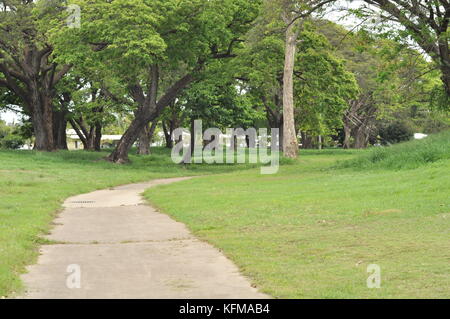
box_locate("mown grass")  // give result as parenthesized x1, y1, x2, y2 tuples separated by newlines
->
(0, 147, 258, 297)
(145, 135, 450, 298)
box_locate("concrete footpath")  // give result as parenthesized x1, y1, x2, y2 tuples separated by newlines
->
(19, 177, 269, 299)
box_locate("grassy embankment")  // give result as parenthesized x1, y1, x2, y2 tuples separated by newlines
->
(145, 132, 450, 298)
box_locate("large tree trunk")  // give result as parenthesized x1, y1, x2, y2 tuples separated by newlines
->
(94, 122, 102, 151)
(137, 119, 157, 155)
(31, 87, 55, 151)
(268, 116, 283, 151)
(107, 70, 194, 163)
(0, 40, 71, 152)
(138, 120, 158, 154)
(108, 66, 160, 163)
(52, 109, 68, 150)
(137, 123, 151, 155)
(264, 97, 283, 152)
(440, 63, 450, 99)
(86, 126, 96, 150)
(162, 121, 173, 149)
(282, 22, 299, 158)
(279, 124, 284, 151)
(437, 37, 450, 99)
(343, 121, 352, 149)
(148, 120, 158, 145)
(108, 115, 148, 163)
(354, 126, 370, 149)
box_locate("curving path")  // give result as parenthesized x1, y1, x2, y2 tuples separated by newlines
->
(19, 177, 269, 299)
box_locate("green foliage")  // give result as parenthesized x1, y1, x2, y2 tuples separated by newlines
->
(0, 89, 22, 115)
(178, 61, 264, 129)
(337, 130, 450, 170)
(419, 110, 450, 134)
(235, 17, 358, 134)
(321, 20, 437, 117)
(47, 0, 167, 73)
(0, 134, 25, 149)
(45, 0, 262, 154)
(49, 0, 261, 79)
(315, 19, 449, 147)
(351, 1, 450, 107)
(294, 25, 358, 134)
(0, 120, 25, 150)
(0, 120, 11, 139)
(67, 81, 120, 128)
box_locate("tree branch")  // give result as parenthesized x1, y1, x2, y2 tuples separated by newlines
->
(51, 64, 72, 87)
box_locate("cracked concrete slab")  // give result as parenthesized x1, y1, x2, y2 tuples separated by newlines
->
(18, 177, 269, 299)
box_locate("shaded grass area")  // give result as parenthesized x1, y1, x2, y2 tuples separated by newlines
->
(0, 147, 259, 297)
(145, 149, 450, 298)
(336, 130, 450, 170)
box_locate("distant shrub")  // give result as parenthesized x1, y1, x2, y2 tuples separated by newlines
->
(0, 120, 26, 149)
(0, 134, 25, 150)
(379, 121, 414, 145)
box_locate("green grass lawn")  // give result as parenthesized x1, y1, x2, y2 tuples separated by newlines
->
(1, 133, 449, 298)
(0, 148, 257, 297)
(145, 136, 450, 298)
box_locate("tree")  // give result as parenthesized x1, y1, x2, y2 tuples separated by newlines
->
(293, 26, 358, 147)
(161, 101, 187, 149)
(235, 22, 287, 149)
(65, 83, 114, 151)
(0, 0, 71, 150)
(50, 0, 261, 163)
(235, 18, 357, 150)
(157, 60, 261, 152)
(318, 19, 440, 148)
(136, 119, 158, 155)
(358, 0, 450, 104)
(263, 0, 334, 157)
(183, 61, 261, 128)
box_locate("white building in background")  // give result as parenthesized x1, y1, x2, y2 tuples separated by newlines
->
(414, 133, 428, 140)
(66, 129, 166, 150)
(19, 144, 33, 150)
(66, 129, 123, 150)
